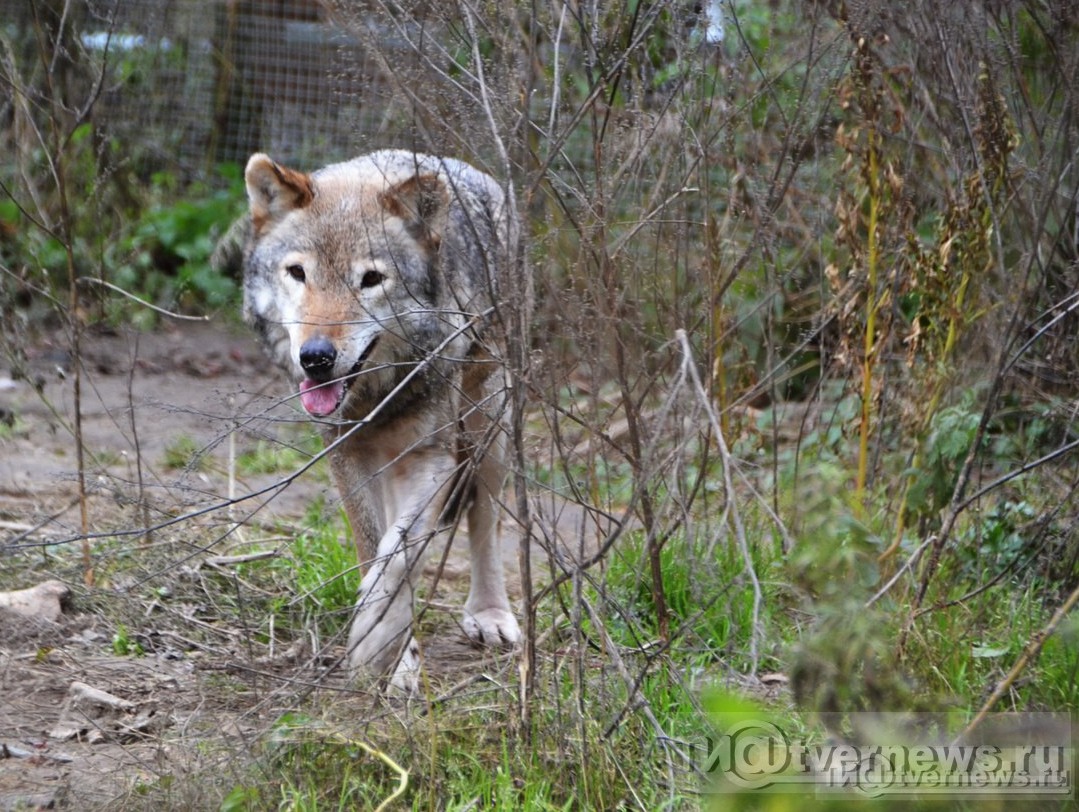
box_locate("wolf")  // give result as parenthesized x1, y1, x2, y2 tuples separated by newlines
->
(235, 150, 526, 691)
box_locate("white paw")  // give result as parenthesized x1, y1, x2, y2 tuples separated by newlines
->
(462, 608, 521, 648)
(387, 637, 421, 695)
(347, 603, 413, 681)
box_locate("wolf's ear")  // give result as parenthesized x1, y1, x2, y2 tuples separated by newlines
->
(245, 154, 314, 232)
(378, 173, 450, 249)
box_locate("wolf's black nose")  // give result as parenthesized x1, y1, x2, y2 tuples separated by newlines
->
(299, 336, 337, 381)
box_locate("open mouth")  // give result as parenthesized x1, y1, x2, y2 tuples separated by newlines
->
(298, 336, 380, 417)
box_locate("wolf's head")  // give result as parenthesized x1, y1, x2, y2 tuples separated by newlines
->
(242, 153, 460, 420)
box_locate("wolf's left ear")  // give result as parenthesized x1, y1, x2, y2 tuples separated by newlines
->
(378, 173, 450, 249)
(245, 153, 314, 232)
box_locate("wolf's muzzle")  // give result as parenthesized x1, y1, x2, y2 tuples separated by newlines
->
(299, 336, 337, 382)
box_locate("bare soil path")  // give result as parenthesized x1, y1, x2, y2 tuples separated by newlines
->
(0, 320, 523, 810)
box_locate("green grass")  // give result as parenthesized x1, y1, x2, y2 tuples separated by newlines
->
(162, 433, 207, 471)
(230, 500, 359, 644)
(235, 439, 308, 477)
(217, 669, 706, 810)
(19, 388, 1071, 812)
(0, 413, 23, 440)
(5, 395, 1074, 812)
(235, 427, 322, 477)
(601, 526, 787, 674)
(289, 505, 360, 635)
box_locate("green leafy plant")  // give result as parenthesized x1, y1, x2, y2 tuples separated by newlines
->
(904, 400, 983, 523)
(956, 500, 1035, 582)
(109, 169, 245, 317)
(111, 624, 145, 656)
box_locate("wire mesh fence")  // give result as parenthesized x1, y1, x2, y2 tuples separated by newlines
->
(4, 0, 471, 178)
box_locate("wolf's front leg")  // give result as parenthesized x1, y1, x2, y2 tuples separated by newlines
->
(459, 420, 520, 649)
(345, 453, 452, 693)
(346, 532, 421, 691)
(462, 479, 521, 648)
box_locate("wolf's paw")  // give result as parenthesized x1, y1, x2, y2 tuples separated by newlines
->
(348, 633, 420, 695)
(462, 608, 521, 648)
(347, 601, 414, 684)
(386, 637, 422, 695)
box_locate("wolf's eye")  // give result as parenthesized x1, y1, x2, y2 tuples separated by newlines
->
(360, 270, 385, 289)
(285, 264, 306, 283)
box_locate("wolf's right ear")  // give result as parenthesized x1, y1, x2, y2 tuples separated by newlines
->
(245, 154, 314, 232)
(378, 173, 450, 250)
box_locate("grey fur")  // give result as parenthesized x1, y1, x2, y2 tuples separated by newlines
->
(234, 150, 527, 691)
(241, 150, 518, 422)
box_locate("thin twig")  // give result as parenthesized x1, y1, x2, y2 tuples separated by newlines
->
(675, 328, 763, 675)
(865, 535, 934, 608)
(279, 727, 409, 812)
(579, 593, 686, 795)
(958, 577, 1079, 743)
(78, 277, 212, 322)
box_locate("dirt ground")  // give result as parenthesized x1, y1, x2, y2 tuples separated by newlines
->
(0, 320, 526, 810)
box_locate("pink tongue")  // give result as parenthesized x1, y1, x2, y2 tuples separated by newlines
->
(299, 379, 344, 417)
